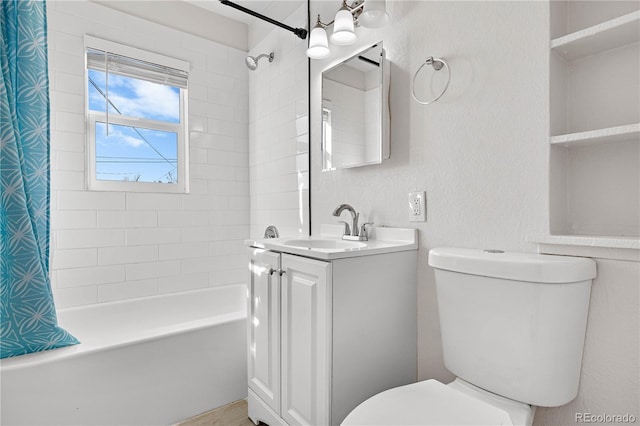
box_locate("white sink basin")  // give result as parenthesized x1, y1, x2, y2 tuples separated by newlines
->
(247, 225, 418, 260)
(283, 239, 367, 249)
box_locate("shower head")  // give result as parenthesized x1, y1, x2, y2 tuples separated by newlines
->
(245, 56, 258, 70)
(245, 52, 274, 70)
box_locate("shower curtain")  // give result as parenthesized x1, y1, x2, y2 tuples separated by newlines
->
(1, 0, 78, 358)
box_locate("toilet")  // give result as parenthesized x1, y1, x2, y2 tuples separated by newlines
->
(342, 247, 596, 426)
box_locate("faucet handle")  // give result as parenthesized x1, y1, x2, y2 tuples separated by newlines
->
(359, 222, 373, 239)
(338, 220, 351, 236)
(263, 225, 280, 239)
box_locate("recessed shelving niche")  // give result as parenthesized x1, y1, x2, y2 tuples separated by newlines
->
(545, 1, 640, 255)
(551, 10, 639, 61)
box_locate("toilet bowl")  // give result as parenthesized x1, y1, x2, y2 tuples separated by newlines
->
(342, 379, 535, 426)
(341, 248, 596, 426)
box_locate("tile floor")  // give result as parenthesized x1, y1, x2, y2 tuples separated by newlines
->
(177, 400, 256, 426)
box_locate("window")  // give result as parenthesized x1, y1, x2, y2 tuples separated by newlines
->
(84, 36, 189, 192)
(321, 101, 333, 170)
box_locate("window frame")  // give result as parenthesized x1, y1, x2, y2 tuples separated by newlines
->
(321, 101, 334, 171)
(83, 35, 190, 193)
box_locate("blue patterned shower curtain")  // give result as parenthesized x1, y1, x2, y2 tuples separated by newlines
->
(0, 0, 78, 358)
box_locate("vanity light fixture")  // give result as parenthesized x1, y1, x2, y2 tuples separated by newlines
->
(306, 0, 389, 59)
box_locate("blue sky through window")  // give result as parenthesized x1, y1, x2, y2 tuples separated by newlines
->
(88, 70, 180, 183)
(95, 123, 178, 183)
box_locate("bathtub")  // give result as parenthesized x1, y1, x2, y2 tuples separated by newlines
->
(0, 284, 247, 426)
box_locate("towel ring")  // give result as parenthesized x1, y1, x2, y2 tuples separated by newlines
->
(412, 57, 450, 105)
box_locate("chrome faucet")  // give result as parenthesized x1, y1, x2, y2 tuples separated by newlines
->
(332, 204, 371, 241)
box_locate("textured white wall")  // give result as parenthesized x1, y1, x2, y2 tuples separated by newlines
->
(309, 1, 639, 424)
(248, 4, 309, 239)
(48, 1, 249, 307)
(535, 258, 639, 424)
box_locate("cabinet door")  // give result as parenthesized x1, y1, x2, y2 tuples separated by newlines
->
(280, 254, 332, 426)
(247, 248, 281, 414)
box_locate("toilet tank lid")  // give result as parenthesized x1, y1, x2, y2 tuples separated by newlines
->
(428, 248, 596, 283)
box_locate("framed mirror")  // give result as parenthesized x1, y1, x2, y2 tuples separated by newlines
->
(321, 42, 390, 171)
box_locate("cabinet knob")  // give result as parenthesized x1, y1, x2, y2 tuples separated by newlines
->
(268, 268, 285, 276)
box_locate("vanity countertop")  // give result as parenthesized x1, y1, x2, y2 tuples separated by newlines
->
(247, 225, 418, 260)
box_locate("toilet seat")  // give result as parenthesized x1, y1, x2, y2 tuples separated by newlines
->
(341, 379, 517, 426)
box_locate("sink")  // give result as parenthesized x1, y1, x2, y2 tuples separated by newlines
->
(247, 225, 417, 260)
(283, 239, 367, 250)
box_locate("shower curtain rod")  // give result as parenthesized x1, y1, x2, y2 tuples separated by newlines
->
(219, 0, 308, 40)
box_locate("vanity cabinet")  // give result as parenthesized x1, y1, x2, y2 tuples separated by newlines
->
(247, 243, 417, 426)
(248, 248, 330, 426)
(247, 249, 281, 415)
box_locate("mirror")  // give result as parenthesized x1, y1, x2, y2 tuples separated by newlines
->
(321, 42, 389, 171)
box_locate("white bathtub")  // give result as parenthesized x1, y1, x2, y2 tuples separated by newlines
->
(0, 284, 247, 426)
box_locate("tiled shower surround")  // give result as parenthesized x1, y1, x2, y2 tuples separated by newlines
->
(48, 1, 250, 307)
(248, 5, 309, 239)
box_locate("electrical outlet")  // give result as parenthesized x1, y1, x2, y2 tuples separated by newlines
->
(408, 191, 426, 222)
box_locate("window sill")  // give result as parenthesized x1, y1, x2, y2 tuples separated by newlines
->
(88, 180, 188, 194)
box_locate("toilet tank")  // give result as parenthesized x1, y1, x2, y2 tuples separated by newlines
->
(428, 248, 596, 407)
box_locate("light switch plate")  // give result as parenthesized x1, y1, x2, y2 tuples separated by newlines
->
(408, 191, 426, 222)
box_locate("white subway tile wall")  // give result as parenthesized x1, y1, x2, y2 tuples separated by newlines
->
(248, 5, 309, 239)
(48, 1, 249, 307)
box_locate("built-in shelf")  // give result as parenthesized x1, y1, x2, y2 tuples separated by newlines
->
(551, 123, 640, 147)
(530, 234, 640, 261)
(551, 10, 640, 61)
(548, 3, 640, 256)
(534, 234, 640, 250)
